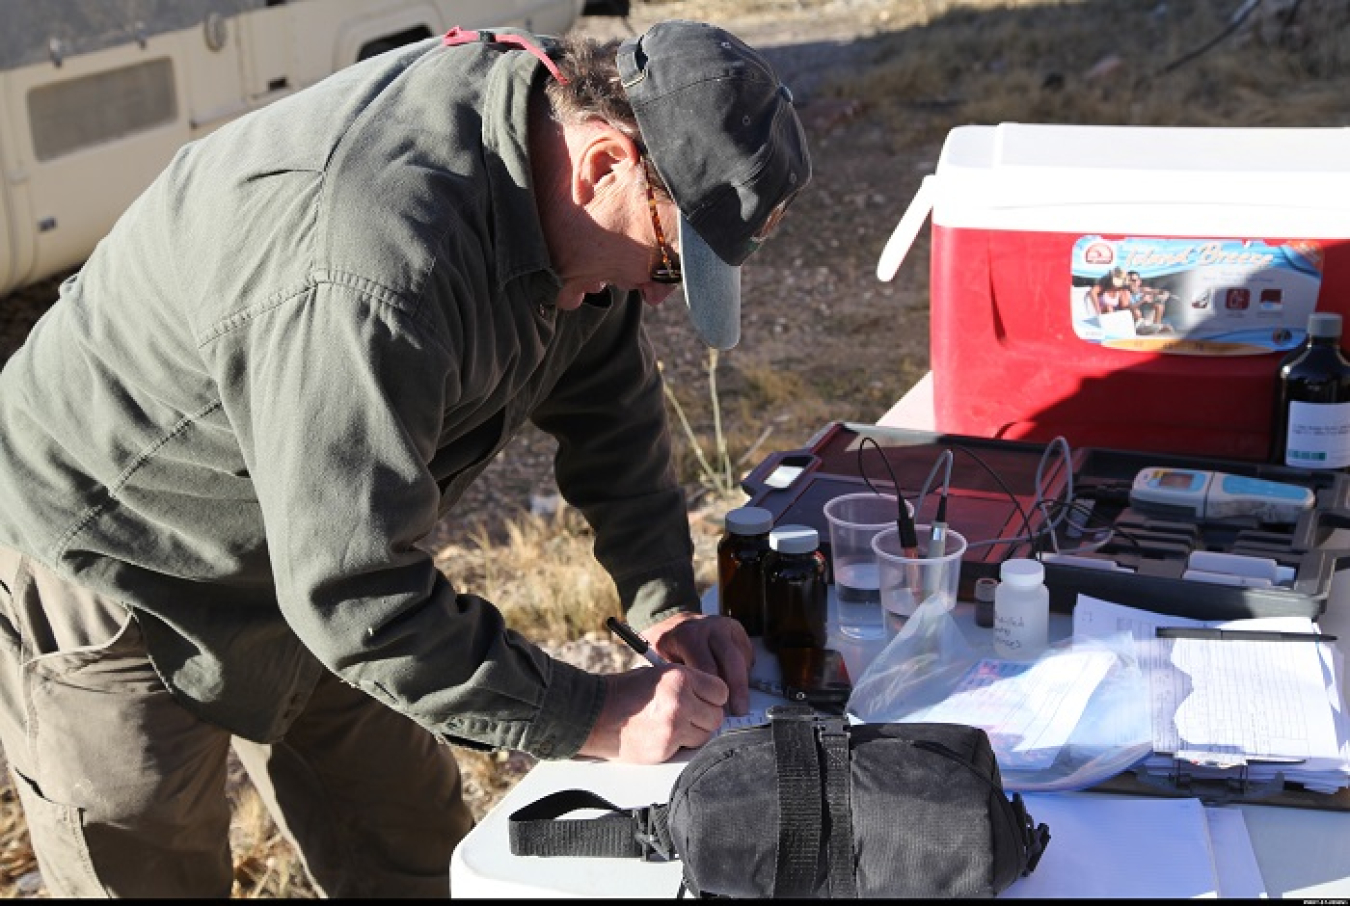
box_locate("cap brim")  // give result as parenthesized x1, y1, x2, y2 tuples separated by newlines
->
(677, 215, 741, 350)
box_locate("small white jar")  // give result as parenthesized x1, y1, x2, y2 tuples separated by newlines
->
(993, 559, 1049, 661)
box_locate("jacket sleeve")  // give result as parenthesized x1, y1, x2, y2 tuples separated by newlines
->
(224, 279, 602, 760)
(530, 291, 702, 631)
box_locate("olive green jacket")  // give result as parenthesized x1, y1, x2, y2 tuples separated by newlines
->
(0, 36, 700, 758)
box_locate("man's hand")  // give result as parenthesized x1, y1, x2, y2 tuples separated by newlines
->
(577, 664, 728, 763)
(643, 612, 754, 716)
(576, 613, 754, 764)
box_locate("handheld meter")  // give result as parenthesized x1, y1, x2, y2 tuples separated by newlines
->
(1129, 467, 1315, 523)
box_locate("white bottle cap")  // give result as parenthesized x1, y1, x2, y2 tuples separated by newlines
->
(1309, 312, 1342, 339)
(770, 524, 818, 555)
(725, 506, 774, 535)
(999, 558, 1044, 588)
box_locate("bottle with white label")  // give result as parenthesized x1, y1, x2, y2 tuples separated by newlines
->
(993, 559, 1049, 661)
(1271, 312, 1350, 471)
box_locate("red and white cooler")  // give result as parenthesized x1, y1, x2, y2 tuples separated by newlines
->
(879, 123, 1350, 461)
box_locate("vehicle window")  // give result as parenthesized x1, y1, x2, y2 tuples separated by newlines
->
(28, 58, 177, 161)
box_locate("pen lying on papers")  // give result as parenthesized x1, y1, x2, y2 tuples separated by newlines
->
(605, 616, 670, 666)
(1155, 627, 1338, 643)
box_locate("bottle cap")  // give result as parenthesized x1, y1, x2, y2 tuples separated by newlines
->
(725, 506, 774, 535)
(1309, 312, 1343, 339)
(770, 524, 818, 555)
(974, 577, 999, 602)
(999, 558, 1045, 587)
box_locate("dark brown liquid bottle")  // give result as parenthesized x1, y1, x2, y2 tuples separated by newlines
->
(763, 524, 828, 658)
(717, 506, 773, 637)
(1271, 312, 1350, 471)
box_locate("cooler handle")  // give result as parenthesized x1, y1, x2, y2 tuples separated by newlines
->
(876, 174, 934, 282)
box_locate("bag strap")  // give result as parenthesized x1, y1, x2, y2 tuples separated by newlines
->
(508, 789, 675, 862)
(818, 718, 859, 898)
(770, 706, 822, 897)
(768, 705, 858, 898)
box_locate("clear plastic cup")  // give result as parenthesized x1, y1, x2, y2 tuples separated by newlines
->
(823, 492, 913, 640)
(871, 524, 968, 639)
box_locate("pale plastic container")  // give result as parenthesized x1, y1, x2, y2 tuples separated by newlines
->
(993, 558, 1049, 661)
(871, 524, 967, 641)
(823, 492, 912, 640)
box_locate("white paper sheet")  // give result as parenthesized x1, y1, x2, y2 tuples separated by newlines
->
(912, 650, 1113, 771)
(1206, 807, 1266, 898)
(1003, 794, 1219, 899)
(1073, 594, 1349, 771)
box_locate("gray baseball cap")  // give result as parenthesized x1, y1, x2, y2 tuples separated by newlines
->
(618, 20, 811, 350)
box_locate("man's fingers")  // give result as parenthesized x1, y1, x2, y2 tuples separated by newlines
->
(707, 631, 752, 715)
(640, 665, 723, 744)
(650, 615, 753, 699)
(681, 663, 729, 709)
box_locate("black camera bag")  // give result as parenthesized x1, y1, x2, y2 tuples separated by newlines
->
(508, 705, 1050, 898)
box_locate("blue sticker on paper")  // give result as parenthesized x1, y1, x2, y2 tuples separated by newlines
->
(1070, 236, 1325, 355)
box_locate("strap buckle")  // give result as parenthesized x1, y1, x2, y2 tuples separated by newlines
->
(631, 806, 674, 862)
(815, 716, 849, 740)
(767, 703, 815, 722)
(1010, 793, 1052, 875)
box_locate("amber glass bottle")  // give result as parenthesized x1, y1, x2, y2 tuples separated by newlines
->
(717, 506, 773, 637)
(762, 524, 828, 655)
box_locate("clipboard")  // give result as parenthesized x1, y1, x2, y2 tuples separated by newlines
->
(1091, 765, 1350, 811)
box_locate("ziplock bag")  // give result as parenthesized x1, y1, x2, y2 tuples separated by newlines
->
(846, 597, 1153, 792)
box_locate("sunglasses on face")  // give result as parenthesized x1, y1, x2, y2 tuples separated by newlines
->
(641, 159, 682, 285)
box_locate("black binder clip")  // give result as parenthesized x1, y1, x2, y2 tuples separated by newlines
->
(1144, 759, 1287, 805)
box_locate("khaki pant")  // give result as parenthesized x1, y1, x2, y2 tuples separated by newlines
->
(0, 547, 474, 897)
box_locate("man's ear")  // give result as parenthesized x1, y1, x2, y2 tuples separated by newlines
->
(573, 125, 640, 205)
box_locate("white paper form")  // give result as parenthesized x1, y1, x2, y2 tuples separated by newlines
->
(711, 683, 782, 738)
(1169, 628, 1327, 761)
(913, 651, 1113, 771)
(713, 709, 770, 737)
(1073, 595, 1348, 770)
(1206, 808, 1266, 898)
(1003, 793, 1219, 899)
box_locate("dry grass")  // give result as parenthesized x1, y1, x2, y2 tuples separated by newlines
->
(3, 0, 1348, 896)
(822, 0, 1350, 141)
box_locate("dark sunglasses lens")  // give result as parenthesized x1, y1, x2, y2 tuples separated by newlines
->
(652, 257, 682, 284)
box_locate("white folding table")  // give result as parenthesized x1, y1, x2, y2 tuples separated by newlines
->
(450, 374, 1350, 898)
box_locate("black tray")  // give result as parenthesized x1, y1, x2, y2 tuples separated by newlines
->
(741, 421, 1350, 622)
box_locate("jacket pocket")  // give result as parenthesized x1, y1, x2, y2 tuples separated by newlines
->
(25, 611, 159, 695)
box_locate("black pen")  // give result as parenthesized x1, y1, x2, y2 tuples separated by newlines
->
(606, 616, 670, 666)
(1155, 627, 1338, 643)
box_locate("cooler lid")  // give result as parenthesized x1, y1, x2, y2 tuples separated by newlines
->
(931, 123, 1350, 236)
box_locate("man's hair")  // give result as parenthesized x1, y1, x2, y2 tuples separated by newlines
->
(545, 36, 671, 196)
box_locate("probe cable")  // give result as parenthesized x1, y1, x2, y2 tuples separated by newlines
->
(856, 436, 919, 554)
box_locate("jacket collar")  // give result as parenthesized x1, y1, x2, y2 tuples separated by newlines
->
(480, 51, 562, 299)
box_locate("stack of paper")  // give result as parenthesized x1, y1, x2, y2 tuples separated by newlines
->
(1073, 594, 1350, 795)
(1002, 793, 1265, 898)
